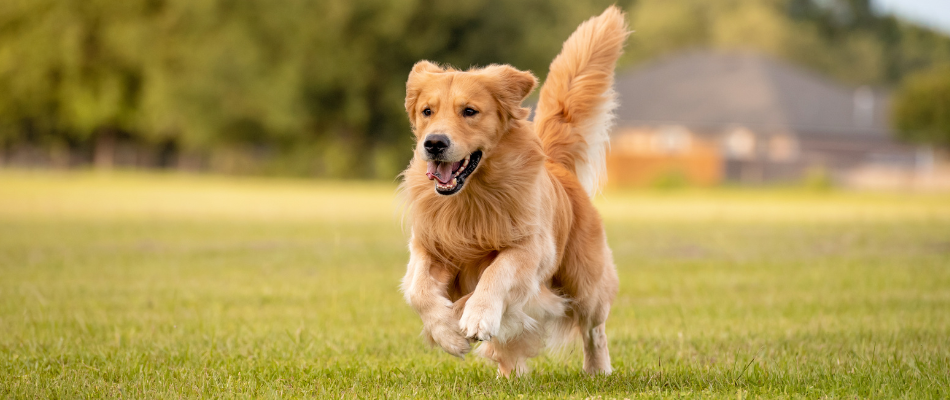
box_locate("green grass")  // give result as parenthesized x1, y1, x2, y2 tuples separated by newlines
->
(1, 170, 949, 399)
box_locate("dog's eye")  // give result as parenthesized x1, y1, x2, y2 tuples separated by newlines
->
(422, 108, 432, 117)
(463, 108, 478, 117)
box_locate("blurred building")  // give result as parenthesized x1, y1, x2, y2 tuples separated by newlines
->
(608, 50, 946, 189)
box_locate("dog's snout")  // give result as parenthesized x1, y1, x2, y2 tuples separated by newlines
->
(424, 134, 450, 156)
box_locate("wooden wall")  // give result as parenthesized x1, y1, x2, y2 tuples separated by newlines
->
(606, 143, 723, 187)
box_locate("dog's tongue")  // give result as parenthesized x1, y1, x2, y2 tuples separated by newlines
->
(426, 161, 458, 184)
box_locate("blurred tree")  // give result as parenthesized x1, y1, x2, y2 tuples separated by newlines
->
(625, 0, 708, 63)
(0, 0, 949, 176)
(785, 0, 950, 83)
(0, 1, 155, 167)
(892, 64, 950, 149)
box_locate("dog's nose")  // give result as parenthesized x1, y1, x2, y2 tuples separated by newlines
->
(424, 134, 450, 156)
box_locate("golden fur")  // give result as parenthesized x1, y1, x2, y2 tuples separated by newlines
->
(400, 7, 628, 377)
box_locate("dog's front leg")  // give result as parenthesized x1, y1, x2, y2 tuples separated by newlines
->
(459, 242, 541, 342)
(401, 236, 471, 357)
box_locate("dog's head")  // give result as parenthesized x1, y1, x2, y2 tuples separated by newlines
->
(405, 61, 537, 196)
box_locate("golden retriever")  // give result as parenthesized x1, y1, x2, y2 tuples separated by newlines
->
(400, 7, 628, 377)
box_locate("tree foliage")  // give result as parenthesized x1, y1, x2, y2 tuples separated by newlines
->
(0, 0, 948, 176)
(624, 0, 950, 85)
(892, 64, 950, 148)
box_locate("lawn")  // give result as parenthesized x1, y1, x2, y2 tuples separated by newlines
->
(1, 171, 948, 399)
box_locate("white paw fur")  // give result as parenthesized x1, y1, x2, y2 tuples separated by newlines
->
(458, 295, 503, 342)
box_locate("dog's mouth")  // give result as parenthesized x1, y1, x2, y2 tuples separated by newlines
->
(425, 150, 483, 195)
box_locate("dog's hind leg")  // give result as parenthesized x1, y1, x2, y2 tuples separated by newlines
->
(582, 322, 612, 374)
(578, 247, 617, 375)
(478, 332, 540, 378)
(580, 270, 616, 375)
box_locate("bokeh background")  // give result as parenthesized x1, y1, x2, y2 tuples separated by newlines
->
(1, 0, 949, 185)
(2, 1, 950, 398)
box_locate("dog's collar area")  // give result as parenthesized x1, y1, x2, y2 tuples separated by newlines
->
(430, 150, 482, 196)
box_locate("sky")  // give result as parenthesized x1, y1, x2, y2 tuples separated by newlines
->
(873, 0, 950, 34)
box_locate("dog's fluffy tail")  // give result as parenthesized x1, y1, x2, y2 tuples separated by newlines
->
(535, 6, 628, 196)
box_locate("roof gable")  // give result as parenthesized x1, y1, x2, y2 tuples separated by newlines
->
(614, 50, 890, 135)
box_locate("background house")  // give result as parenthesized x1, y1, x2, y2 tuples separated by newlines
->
(607, 50, 945, 189)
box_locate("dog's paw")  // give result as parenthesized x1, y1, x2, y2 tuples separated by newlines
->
(431, 325, 471, 357)
(459, 296, 502, 342)
(423, 313, 471, 358)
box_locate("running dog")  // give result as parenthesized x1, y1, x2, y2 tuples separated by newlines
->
(400, 7, 628, 377)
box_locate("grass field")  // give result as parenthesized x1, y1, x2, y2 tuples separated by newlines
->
(1, 171, 949, 399)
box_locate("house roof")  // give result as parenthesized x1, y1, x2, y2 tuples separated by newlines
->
(613, 50, 891, 136)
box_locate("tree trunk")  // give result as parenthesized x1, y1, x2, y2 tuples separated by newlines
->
(94, 128, 116, 169)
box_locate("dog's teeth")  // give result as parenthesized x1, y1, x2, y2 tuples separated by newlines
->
(451, 178, 457, 186)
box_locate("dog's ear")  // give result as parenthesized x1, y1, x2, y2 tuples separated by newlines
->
(405, 61, 445, 128)
(481, 64, 538, 122)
